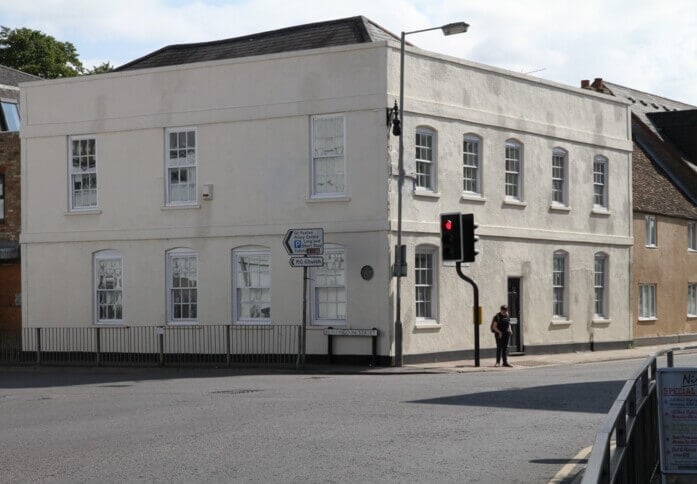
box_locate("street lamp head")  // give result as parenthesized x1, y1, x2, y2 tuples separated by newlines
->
(441, 22, 469, 36)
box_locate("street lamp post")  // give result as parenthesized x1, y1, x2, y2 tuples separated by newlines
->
(393, 21, 469, 367)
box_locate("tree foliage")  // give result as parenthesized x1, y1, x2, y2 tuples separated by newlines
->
(85, 61, 114, 75)
(0, 26, 84, 78)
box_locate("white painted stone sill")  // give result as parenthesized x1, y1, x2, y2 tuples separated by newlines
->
(549, 204, 571, 213)
(591, 208, 611, 216)
(645, 245, 658, 249)
(415, 321, 442, 330)
(503, 199, 527, 208)
(161, 204, 201, 210)
(591, 318, 611, 325)
(306, 196, 351, 203)
(688, 249, 697, 253)
(413, 190, 440, 200)
(550, 319, 572, 326)
(461, 194, 487, 203)
(65, 209, 101, 216)
(638, 317, 657, 322)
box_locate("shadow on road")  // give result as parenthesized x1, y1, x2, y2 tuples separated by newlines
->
(408, 380, 624, 413)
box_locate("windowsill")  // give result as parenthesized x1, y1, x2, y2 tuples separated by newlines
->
(688, 249, 697, 253)
(415, 321, 442, 330)
(413, 190, 440, 199)
(688, 315, 697, 320)
(95, 321, 125, 326)
(591, 318, 611, 325)
(461, 193, 486, 203)
(503, 199, 527, 208)
(638, 317, 657, 323)
(591, 208, 611, 216)
(306, 196, 351, 203)
(309, 321, 348, 328)
(549, 204, 571, 212)
(234, 321, 273, 327)
(161, 204, 201, 210)
(166, 321, 199, 327)
(550, 318, 572, 326)
(65, 209, 101, 216)
(645, 245, 658, 249)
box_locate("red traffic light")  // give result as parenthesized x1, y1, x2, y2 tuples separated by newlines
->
(444, 219, 453, 231)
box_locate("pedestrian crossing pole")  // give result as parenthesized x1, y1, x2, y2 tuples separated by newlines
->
(456, 261, 480, 367)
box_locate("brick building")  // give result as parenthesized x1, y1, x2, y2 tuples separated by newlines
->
(0, 65, 39, 331)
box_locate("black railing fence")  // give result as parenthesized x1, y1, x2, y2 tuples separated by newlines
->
(582, 346, 697, 483)
(0, 325, 301, 368)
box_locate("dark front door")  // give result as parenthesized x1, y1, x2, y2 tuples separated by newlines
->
(507, 277, 523, 353)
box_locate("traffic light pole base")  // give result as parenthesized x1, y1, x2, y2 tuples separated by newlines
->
(456, 261, 480, 367)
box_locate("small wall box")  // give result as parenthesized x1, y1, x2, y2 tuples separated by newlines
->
(202, 184, 214, 200)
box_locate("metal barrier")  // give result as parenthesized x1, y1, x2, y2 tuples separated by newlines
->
(0, 325, 301, 368)
(582, 346, 697, 483)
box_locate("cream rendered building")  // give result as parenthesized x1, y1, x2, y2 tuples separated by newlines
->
(20, 17, 633, 363)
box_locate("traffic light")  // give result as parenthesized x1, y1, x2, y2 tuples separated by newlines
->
(440, 213, 463, 261)
(462, 213, 479, 262)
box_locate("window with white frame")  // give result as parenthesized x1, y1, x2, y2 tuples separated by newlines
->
(415, 128, 436, 190)
(638, 284, 656, 319)
(415, 248, 437, 320)
(312, 246, 346, 324)
(552, 148, 567, 205)
(593, 156, 608, 209)
(594, 253, 607, 318)
(463, 135, 481, 194)
(0, 174, 4, 220)
(505, 140, 522, 200)
(689, 222, 696, 251)
(167, 249, 198, 323)
(689, 284, 697, 317)
(69, 136, 97, 210)
(645, 215, 657, 247)
(553, 251, 567, 318)
(166, 128, 197, 205)
(233, 249, 271, 323)
(311, 114, 345, 197)
(94, 250, 123, 323)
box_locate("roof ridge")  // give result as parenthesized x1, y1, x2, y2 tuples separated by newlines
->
(0, 63, 41, 80)
(604, 80, 696, 108)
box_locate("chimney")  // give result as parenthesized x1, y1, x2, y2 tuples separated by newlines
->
(592, 77, 604, 91)
(581, 79, 590, 89)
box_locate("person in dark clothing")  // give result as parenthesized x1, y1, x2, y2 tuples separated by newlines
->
(492, 304, 513, 367)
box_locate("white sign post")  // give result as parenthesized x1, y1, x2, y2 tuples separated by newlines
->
(283, 228, 324, 366)
(658, 368, 697, 479)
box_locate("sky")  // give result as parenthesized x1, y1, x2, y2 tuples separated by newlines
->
(1, 0, 696, 105)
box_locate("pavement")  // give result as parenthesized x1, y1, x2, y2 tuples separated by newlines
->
(355, 341, 697, 375)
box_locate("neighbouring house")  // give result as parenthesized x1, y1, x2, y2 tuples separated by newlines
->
(20, 17, 633, 364)
(0, 65, 39, 332)
(583, 79, 697, 345)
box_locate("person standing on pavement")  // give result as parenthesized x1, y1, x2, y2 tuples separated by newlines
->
(492, 304, 513, 367)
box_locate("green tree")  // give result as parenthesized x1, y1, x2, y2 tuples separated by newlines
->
(0, 26, 83, 78)
(85, 61, 114, 75)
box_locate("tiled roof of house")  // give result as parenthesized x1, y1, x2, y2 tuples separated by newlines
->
(633, 116, 697, 218)
(0, 64, 41, 86)
(116, 16, 401, 71)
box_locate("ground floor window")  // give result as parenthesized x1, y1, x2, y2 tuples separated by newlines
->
(233, 249, 271, 323)
(167, 249, 198, 323)
(94, 250, 123, 323)
(312, 247, 346, 324)
(415, 248, 436, 320)
(638, 284, 656, 319)
(689, 283, 697, 317)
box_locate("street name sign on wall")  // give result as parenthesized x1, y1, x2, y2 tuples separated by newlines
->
(289, 256, 324, 268)
(283, 228, 324, 256)
(658, 368, 697, 475)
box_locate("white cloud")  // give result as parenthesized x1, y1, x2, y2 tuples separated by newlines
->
(1, 0, 695, 103)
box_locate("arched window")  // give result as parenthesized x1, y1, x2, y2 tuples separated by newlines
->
(463, 134, 482, 195)
(594, 253, 608, 318)
(311, 244, 346, 324)
(94, 250, 123, 324)
(552, 148, 568, 206)
(505, 140, 523, 200)
(593, 155, 608, 209)
(166, 248, 198, 324)
(415, 245, 438, 321)
(552, 250, 568, 319)
(416, 127, 437, 191)
(232, 247, 271, 324)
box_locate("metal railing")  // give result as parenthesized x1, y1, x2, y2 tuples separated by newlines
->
(0, 325, 301, 368)
(582, 346, 697, 483)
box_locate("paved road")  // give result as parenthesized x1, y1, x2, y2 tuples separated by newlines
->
(2, 354, 695, 483)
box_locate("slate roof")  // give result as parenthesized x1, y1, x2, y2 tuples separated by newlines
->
(116, 16, 401, 72)
(0, 64, 41, 86)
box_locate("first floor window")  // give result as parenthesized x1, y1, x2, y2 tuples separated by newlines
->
(415, 248, 436, 320)
(233, 249, 271, 323)
(638, 284, 656, 319)
(689, 222, 696, 251)
(553, 251, 567, 318)
(94, 250, 123, 323)
(646, 215, 657, 247)
(311, 114, 345, 197)
(689, 284, 697, 317)
(166, 128, 197, 204)
(552, 149, 567, 205)
(69, 136, 97, 210)
(593, 156, 608, 209)
(505, 140, 522, 200)
(416, 128, 436, 190)
(463, 135, 481, 194)
(167, 249, 198, 323)
(312, 247, 346, 323)
(594, 253, 607, 317)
